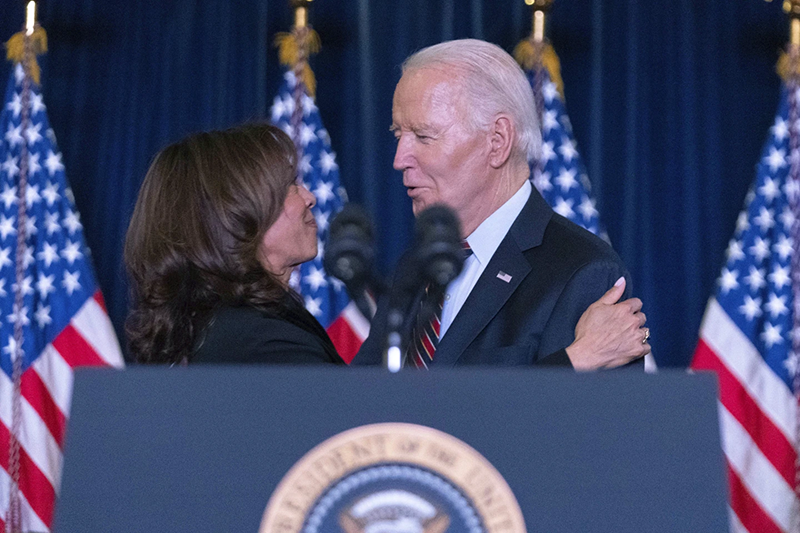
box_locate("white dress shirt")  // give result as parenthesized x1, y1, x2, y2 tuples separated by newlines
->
(439, 180, 532, 339)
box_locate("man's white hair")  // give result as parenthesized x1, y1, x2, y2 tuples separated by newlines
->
(402, 38, 541, 164)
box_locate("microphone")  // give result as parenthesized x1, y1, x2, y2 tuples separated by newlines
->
(382, 204, 464, 372)
(413, 204, 464, 287)
(325, 204, 374, 287)
(324, 204, 378, 320)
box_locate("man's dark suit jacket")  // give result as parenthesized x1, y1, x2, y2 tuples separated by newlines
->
(353, 188, 631, 367)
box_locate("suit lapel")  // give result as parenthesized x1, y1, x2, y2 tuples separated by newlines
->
(432, 239, 531, 366)
(430, 188, 554, 367)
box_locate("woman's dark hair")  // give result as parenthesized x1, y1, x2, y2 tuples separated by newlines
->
(124, 123, 298, 364)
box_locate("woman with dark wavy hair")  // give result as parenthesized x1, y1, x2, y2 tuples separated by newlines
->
(124, 123, 343, 365)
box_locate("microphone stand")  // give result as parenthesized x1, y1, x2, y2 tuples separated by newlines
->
(383, 281, 422, 373)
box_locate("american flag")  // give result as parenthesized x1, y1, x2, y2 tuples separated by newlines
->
(0, 62, 124, 532)
(692, 84, 800, 533)
(526, 67, 607, 240)
(271, 70, 369, 364)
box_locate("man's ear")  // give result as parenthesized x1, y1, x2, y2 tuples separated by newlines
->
(488, 115, 515, 169)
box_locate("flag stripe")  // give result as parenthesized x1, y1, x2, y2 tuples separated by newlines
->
(93, 290, 108, 312)
(0, 370, 61, 487)
(326, 313, 363, 365)
(694, 339, 797, 486)
(727, 463, 784, 533)
(52, 323, 108, 368)
(699, 299, 797, 441)
(0, 464, 49, 533)
(729, 506, 749, 533)
(21, 368, 66, 447)
(720, 404, 799, 532)
(71, 291, 124, 368)
(0, 420, 55, 528)
(340, 301, 369, 342)
(32, 344, 74, 416)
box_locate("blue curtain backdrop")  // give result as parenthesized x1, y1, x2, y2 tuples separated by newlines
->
(0, 0, 788, 366)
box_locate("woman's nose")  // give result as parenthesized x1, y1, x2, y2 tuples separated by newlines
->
(301, 184, 317, 208)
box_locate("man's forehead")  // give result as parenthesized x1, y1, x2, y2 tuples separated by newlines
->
(393, 67, 465, 118)
(398, 66, 462, 92)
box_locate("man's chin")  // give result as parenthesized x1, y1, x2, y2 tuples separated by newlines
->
(411, 198, 431, 216)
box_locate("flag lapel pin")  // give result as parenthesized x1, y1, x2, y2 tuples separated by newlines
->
(496, 271, 512, 283)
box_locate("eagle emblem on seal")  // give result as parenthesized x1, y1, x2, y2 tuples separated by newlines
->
(339, 489, 451, 533)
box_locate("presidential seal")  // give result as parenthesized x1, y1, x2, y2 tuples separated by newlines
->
(259, 423, 526, 533)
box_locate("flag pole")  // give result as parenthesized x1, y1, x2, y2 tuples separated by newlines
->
(779, 0, 800, 77)
(527, 0, 552, 44)
(789, 0, 800, 47)
(3, 3, 124, 528)
(514, 0, 563, 107)
(25, 0, 36, 35)
(271, 1, 368, 361)
(6, 5, 54, 529)
(6, 0, 46, 85)
(5, 3, 39, 531)
(293, 0, 310, 29)
(5, 4, 38, 532)
(280, 0, 320, 165)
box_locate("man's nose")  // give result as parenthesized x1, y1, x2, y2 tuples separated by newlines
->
(393, 136, 411, 171)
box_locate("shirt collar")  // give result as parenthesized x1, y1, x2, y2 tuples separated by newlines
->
(465, 180, 532, 266)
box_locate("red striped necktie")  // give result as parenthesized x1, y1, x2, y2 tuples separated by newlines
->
(409, 241, 472, 369)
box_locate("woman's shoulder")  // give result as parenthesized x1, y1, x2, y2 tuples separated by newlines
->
(192, 304, 342, 365)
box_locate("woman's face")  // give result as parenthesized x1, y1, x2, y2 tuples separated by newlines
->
(258, 182, 318, 284)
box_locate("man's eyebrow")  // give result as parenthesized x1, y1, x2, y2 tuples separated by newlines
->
(389, 123, 437, 134)
(414, 125, 437, 135)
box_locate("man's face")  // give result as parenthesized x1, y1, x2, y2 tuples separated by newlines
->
(391, 67, 493, 222)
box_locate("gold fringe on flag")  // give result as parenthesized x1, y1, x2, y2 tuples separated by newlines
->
(275, 28, 321, 97)
(514, 40, 564, 100)
(5, 26, 47, 85)
(777, 47, 800, 83)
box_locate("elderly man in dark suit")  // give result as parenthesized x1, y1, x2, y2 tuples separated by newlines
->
(354, 39, 649, 369)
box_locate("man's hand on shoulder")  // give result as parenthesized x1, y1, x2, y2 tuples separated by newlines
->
(565, 277, 650, 371)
